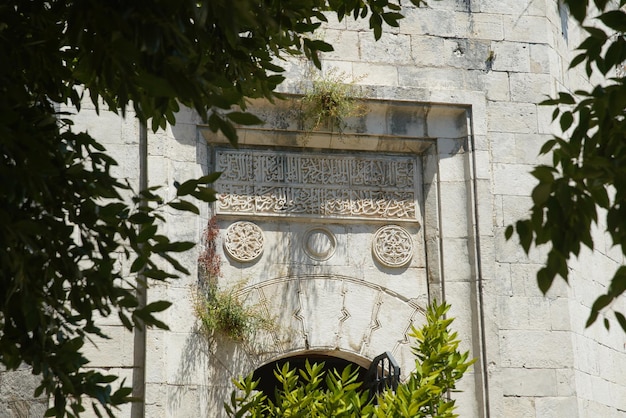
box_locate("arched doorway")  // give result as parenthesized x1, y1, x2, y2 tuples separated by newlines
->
(252, 352, 368, 401)
(251, 350, 401, 402)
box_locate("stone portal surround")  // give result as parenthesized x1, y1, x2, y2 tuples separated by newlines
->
(201, 97, 484, 417)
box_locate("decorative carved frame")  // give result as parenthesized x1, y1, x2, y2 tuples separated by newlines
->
(198, 93, 489, 416)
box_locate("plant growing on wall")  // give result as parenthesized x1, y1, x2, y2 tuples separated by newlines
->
(299, 67, 367, 134)
(195, 285, 274, 342)
(195, 219, 273, 342)
(224, 301, 474, 417)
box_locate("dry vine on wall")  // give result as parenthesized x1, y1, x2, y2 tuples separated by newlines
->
(198, 216, 221, 293)
(195, 217, 273, 342)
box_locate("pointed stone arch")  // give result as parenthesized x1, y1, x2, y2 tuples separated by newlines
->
(234, 274, 427, 378)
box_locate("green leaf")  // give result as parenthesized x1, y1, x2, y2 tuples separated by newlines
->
(130, 256, 148, 273)
(136, 74, 177, 97)
(505, 225, 514, 240)
(153, 240, 195, 253)
(369, 13, 383, 40)
(569, 53, 587, 69)
(615, 312, 626, 332)
(588, 294, 613, 328)
(539, 139, 557, 154)
(598, 10, 626, 32)
(560, 111, 574, 131)
(176, 179, 198, 196)
(532, 183, 552, 206)
(516, 220, 533, 253)
(304, 39, 334, 53)
(593, 0, 610, 10)
(128, 212, 153, 224)
(118, 312, 133, 330)
(191, 186, 218, 202)
(208, 112, 220, 132)
(137, 224, 158, 243)
(557, 92, 576, 104)
(197, 172, 222, 184)
(144, 300, 172, 313)
(532, 166, 555, 183)
(160, 252, 190, 275)
(382, 12, 404, 27)
(168, 200, 200, 215)
(564, 0, 589, 22)
(216, 115, 238, 146)
(142, 269, 177, 280)
(537, 267, 554, 294)
(226, 111, 264, 126)
(584, 26, 607, 40)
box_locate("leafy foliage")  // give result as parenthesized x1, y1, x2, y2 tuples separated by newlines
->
(0, 0, 426, 415)
(225, 301, 474, 417)
(507, 0, 626, 331)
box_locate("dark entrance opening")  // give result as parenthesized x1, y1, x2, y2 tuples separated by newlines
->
(252, 353, 368, 402)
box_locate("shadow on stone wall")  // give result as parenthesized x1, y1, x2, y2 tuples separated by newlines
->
(168, 324, 266, 417)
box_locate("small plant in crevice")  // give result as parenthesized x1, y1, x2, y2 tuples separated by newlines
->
(484, 48, 496, 72)
(195, 283, 274, 342)
(299, 67, 367, 135)
(195, 218, 274, 342)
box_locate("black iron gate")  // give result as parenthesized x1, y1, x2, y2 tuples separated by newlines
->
(365, 351, 401, 399)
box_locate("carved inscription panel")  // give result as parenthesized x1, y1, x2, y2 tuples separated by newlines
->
(214, 148, 421, 221)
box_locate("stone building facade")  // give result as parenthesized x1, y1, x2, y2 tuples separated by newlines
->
(4, 0, 626, 417)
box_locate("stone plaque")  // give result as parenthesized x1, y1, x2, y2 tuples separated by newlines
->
(214, 148, 419, 221)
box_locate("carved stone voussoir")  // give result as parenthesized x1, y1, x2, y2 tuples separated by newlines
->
(223, 221, 264, 262)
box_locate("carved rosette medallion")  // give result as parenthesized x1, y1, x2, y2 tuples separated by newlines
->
(223, 221, 264, 262)
(372, 225, 413, 267)
(303, 227, 336, 261)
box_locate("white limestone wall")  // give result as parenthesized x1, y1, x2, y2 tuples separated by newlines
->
(139, 111, 212, 418)
(68, 101, 139, 418)
(0, 364, 47, 417)
(273, 0, 625, 417)
(19, 1, 625, 418)
(153, 1, 626, 416)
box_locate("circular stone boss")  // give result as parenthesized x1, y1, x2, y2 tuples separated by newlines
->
(372, 225, 413, 267)
(303, 227, 336, 261)
(223, 221, 265, 262)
